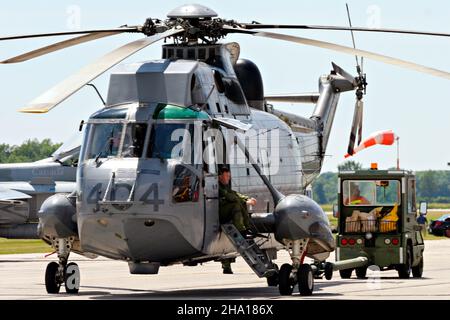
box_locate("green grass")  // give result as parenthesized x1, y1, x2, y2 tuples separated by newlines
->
(428, 203, 450, 209)
(0, 238, 52, 255)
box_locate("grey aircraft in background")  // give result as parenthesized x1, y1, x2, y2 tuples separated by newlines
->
(0, 136, 79, 239)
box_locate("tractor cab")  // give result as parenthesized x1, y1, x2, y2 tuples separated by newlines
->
(333, 166, 425, 279)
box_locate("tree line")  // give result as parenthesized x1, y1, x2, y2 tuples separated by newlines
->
(312, 161, 450, 205)
(0, 141, 448, 205)
(0, 139, 62, 163)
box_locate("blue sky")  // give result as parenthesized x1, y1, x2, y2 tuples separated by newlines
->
(1, 0, 450, 172)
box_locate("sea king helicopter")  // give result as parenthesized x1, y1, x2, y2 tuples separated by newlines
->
(2, 4, 450, 296)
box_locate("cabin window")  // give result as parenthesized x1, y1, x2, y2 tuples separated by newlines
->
(172, 165, 200, 203)
(122, 123, 147, 158)
(85, 123, 123, 159)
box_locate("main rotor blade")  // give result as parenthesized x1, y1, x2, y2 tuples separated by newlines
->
(224, 26, 450, 81)
(238, 23, 450, 38)
(19, 28, 183, 114)
(1, 31, 124, 64)
(0, 27, 139, 41)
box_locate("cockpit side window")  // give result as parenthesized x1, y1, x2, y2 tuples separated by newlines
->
(122, 123, 147, 158)
(147, 123, 193, 160)
(85, 123, 123, 159)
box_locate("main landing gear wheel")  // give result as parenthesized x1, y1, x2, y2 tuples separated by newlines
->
(355, 266, 367, 279)
(278, 264, 296, 295)
(45, 262, 61, 294)
(266, 264, 279, 287)
(324, 262, 333, 280)
(339, 268, 353, 279)
(64, 262, 80, 294)
(297, 264, 314, 296)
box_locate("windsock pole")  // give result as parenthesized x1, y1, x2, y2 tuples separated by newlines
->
(396, 136, 400, 169)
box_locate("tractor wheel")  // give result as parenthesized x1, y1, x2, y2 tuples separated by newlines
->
(412, 256, 424, 278)
(398, 246, 412, 279)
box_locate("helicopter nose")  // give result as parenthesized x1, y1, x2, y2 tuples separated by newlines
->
(273, 194, 335, 249)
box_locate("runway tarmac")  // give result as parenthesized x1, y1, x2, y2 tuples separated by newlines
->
(0, 240, 449, 300)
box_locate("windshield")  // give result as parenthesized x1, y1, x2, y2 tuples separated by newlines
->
(85, 122, 148, 159)
(147, 123, 193, 160)
(343, 180, 401, 206)
(86, 123, 123, 159)
(122, 123, 147, 158)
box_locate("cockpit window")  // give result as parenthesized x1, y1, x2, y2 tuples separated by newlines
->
(147, 123, 193, 160)
(86, 123, 123, 159)
(85, 122, 148, 159)
(122, 124, 147, 158)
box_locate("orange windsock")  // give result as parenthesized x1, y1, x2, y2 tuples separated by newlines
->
(345, 130, 397, 158)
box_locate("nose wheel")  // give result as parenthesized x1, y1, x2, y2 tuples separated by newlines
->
(278, 239, 314, 296)
(44, 237, 80, 294)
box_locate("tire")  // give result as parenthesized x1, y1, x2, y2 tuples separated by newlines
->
(398, 246, 412, 279)
(278, 264, 295, 296)
(355, 266, 367, 279)
(324, 262, 333, 281)
(64, 262, 80, 294)
(297, 264, 314, 296)
(266, 264, 279, 287)
(412, 256, 424, 278)
(339, 268, 353, 279)
(45, 262, 61, 294)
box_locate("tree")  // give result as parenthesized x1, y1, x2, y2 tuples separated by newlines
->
(0, 139, 62, 163)
(337, 160, 363, 171)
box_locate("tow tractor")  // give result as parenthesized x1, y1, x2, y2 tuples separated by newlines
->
(324, 164, 425, 280)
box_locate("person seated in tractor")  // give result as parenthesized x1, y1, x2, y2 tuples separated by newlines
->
(218, 166, 257, 238)
(344, 183, 371, 205)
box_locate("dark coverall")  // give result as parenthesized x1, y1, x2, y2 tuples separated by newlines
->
(219, 182, 251, 232)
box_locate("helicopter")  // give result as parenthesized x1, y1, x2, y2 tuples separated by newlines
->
(2, 3, 450, 296)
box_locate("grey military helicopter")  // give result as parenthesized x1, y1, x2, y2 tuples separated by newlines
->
(0, 136, 79, 239)
(2, 4, 450, 296)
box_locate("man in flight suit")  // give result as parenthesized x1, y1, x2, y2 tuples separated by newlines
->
(218, 166, 257, 274)
(218, 167, 257, 235)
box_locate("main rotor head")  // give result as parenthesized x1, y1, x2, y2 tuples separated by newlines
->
(167, 4, 218, 19)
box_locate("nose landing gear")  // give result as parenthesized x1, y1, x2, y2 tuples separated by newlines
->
(278, 239, 314, 296)
(44, 237, 80, 294)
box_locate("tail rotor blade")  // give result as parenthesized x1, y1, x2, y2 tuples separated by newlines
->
(347, 100, 359, 156)
(357, 99, 363, 145)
